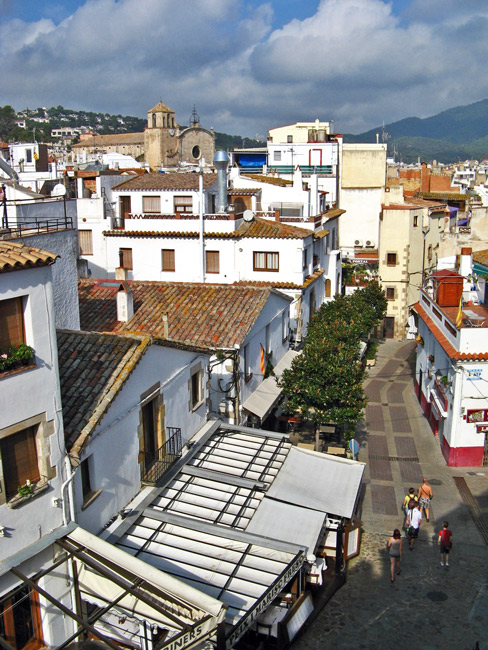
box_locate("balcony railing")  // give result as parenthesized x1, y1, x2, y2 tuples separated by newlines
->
(141, 427, 182, 486)
(2, 217, 73, 236)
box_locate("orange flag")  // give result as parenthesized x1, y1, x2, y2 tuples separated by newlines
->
(260, 344, 266, 375)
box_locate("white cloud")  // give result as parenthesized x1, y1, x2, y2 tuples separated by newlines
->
(1, 0, 488, 136)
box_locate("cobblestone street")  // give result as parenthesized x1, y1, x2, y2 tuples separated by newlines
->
(293, 339, 488, 650)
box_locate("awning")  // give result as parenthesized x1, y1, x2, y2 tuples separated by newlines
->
(265, 446, 365, 519)
(246, 499, 326, 553)
(242, 349, 300, 420)
(314, 229, 329, 239)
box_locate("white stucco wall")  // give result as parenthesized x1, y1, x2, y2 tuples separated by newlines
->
(74, 345, 209, 533)
(0, 265, 66, 560)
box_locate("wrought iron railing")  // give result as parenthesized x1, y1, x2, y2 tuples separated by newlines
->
(141, 427, 182, 486)
(2, 217, 73, 236)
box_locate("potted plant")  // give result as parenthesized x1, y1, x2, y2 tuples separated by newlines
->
(416, 335, 424, 346)
(441, 375, 449, 386)
(428, 354, 435, 364)
(17, 480, 34, 498)
(0, 343, 35, 373)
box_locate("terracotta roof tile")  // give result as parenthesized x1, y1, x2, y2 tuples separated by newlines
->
(113, 172, 217, 191)
(0, 240, 59, 272)
(235, 217, 313, 239)
(473, 249, 488, 267)
(72, 132, 144, 148)
(234, 269, 324, 290)
(57, 329, 151, 454)
(149, 101, 174, 113)
(79, 280, 272, 349)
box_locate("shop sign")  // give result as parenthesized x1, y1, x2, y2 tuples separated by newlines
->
(476, 424, 488, 434)
(466, 368, 483, 381)
(466, 409, 488, 423)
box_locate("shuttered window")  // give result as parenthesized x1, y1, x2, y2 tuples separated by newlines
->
(174, 196, 193, 213)
(79, 230, 93, 255)
(119, 248, 133, 270)
(206, 251, 219, 274)
(0, 427, 40, 498)
(162, 249, 175, 272)
(142, 196, 161, 213)
(0, 298, 24, 351)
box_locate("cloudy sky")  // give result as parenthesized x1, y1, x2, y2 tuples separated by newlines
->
(2, 0, 488, 137)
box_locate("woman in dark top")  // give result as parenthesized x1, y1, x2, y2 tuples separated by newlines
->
(387, 529, 402, 582)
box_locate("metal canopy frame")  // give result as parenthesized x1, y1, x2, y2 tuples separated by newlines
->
(4, 533, 217, 650)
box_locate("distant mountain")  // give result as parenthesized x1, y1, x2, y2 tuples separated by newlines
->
(344, 99, 488, 164)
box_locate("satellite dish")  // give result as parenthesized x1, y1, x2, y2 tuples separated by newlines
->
(243, 209, 253, 222)
(51, 183, 66, 197)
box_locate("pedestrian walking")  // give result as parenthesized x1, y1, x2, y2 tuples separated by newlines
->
(387, 529, 402, 582)
(407, 501, 422, 550)
(402, 487, 418, 529)
(418, 477, 433, 521)
(438, 521, 453, 566)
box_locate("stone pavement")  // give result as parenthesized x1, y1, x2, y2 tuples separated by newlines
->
(293, 339, 488, 650)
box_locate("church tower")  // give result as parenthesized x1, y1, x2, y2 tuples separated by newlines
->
(144, 101, 178, 170)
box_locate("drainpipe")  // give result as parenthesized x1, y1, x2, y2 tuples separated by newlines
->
(61, 456, 76, 526)
(199, 167, 204, 282)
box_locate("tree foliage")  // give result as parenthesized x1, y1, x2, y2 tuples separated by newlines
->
(280, 281, 386, 430)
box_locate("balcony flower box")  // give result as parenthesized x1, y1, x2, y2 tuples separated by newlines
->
(0, 344, 35, 374)
(428, 354, 435, 364)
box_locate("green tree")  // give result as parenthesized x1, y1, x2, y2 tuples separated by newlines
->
(0, 105, 16, 140)
(280, 282, 387, 434)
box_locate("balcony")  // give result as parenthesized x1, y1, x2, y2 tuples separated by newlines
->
(141, 427, 182, 486)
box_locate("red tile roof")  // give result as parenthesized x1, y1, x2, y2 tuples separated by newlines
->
(57, 330, 151, 454)
(0, 241, 59, 273)
(79, 280, 274, 348)
(112, 173, 217, 191)
(102, 217, 313, 240)
(234, 269, 324, 290)
(415, 302, 488, 361)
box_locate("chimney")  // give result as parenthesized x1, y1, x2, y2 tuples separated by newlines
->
(459, 247, 473, 277)
(213, 150, 229, 214)
(162, 310, 169, 338)
(117, 282, 134, 322)
(293, 165, 303, 191)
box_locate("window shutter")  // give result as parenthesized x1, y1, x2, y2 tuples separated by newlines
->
(143, 196, 161, 213)
(206, 251, 219, 274)
(162, 249, 175, 272)
(79, 230, 93, 255)
(0, 297, 24, 351)
(1, 427, 40, 497)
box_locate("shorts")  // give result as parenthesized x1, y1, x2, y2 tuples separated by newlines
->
(440, 545, 451, 554)
(408, 527, 419, 539)
(420, 496, 430, 509)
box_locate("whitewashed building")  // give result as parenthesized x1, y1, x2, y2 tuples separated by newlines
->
(414, 248, 488, 466)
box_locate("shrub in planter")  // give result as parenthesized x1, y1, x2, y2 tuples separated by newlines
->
(0, 343, 35, 372)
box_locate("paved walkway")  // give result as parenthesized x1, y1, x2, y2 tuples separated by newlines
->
(293, 339, 488, 650)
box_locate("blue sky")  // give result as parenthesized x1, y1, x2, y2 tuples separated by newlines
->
(2, 0, 488, 137)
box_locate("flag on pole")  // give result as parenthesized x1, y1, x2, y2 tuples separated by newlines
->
(456, 295, 463, 329)
(260, 344, 266, 375)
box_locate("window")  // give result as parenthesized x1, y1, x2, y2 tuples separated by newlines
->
(174, 196, 193, 213)
(253, 252, 279, 272)
(243, 344, 251, 382)
(0, 297, 25, 351)
(206, 250, 220, 274)
(386, 252, 397, 266)
(310, 288, 316, 314)
(143, 196, 161, 214)
(325, 279, 332, 298)
(0, 427, 40, 499)
(386, 287, 395, 300)
(119, 248, 133, 270)
(282, 312, 288, 342)
(413, 215, 418, 227)
(273, 150, 282, 162)
(0, 584, 43, 650)
(25, 149, 32, 163)
(80, 457, 92, 501)
(192, 145, 201, 160)
(190, 367, 203, 410)
(265, 324, 271, 354)
(287, 135, 293, 143)
(162, 249, 175, 272)
(428, 245, 433, 261)
(303, 248, 308, 270)
(78, 230, 93, 255)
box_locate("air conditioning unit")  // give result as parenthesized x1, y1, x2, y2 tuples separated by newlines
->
(365, 240, 375, 247)
(354, 239, 363, 247)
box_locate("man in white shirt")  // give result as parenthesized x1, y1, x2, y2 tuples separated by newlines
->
(407, 502, 423, 550)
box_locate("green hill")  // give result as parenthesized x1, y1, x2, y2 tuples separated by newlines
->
(344, 99, 488, 163)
